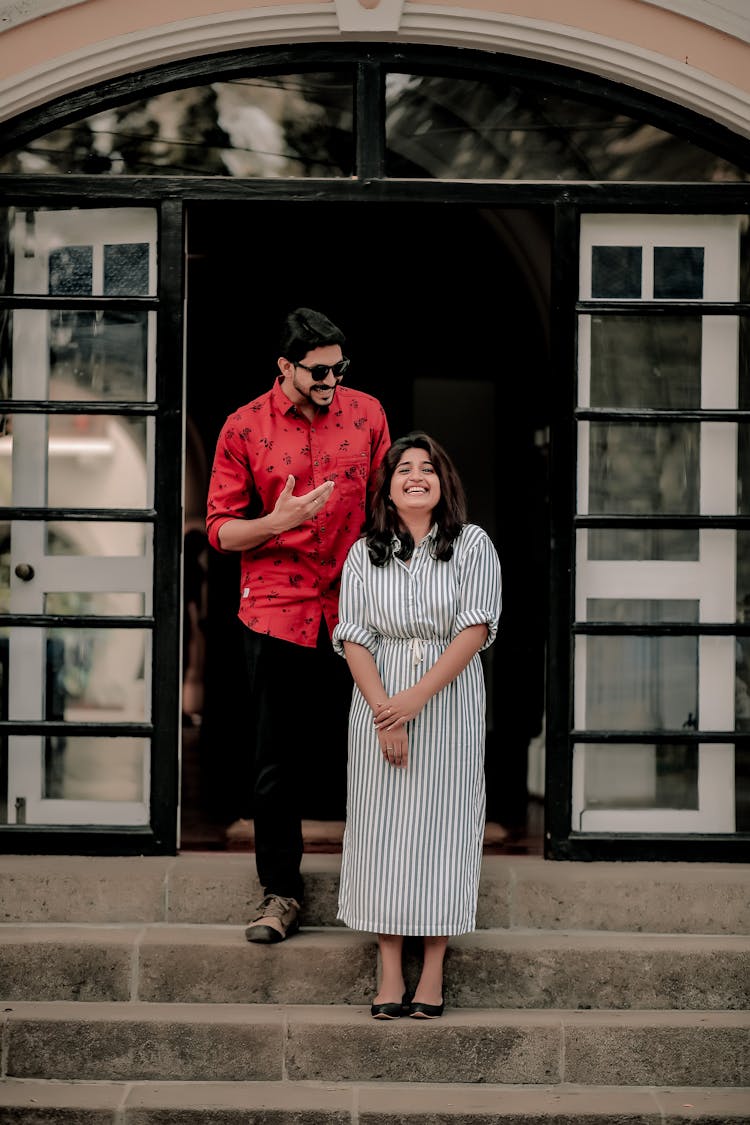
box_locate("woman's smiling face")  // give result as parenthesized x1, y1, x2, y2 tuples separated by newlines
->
(389, 446, 441, 518)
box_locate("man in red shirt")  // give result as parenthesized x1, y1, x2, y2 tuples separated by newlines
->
(206, 308, 390, 942)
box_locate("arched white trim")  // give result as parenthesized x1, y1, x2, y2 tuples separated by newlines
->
(0, 5, 749, 141)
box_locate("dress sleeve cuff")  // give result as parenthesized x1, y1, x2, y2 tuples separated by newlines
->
(332, 622, 380, 657)
(454, 609, 499, 650)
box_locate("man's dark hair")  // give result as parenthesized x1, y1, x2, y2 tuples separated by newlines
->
(280, 307, 346, 363)
(366, 431, 467, 566)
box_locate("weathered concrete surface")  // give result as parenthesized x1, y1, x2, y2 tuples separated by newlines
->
(1, 854, 747, 932)
(2, 1002, 748, 1087)
(0, 1080, 748, 1123)
(0, 853, 747, 1121)
(1, 925, 747, 1008)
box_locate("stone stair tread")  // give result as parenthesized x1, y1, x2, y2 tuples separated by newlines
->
(3, 922, 748, 947)
(0, 1079, 748, 1121)
(5, 997, 750, 1026)
(3, 1001, 747, 1087)
(2, 923, 746, 1010)
(2, 853, 748, 933)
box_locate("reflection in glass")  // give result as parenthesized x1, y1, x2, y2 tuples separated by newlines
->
(591, 246, 641, 298)
(49, 246, 93, 294)
(45, 626, 149, 721)
(44, 735, 148, 801)
(0, 414, 151, 508)
(577, 743, 698, 809)
(0, 523, 8, 611)
(589, 316, 701, 409)
(103, 243, 149, 295)
(737, 533, 750, 618)
(384, 74, 750, 181)
(588, 421, 699, 513)
(587, 598, 699, 624)
(739, 424, 750, 513)
(736, 637, 750, 731)
(45, 523, 151, 557)
(653, 246, 704, 299)
(0, 208, 157, 297)
(0, 75, 354, 177)
(45, 592, 146, 616)
(0, 307, 153, 400)
(582, 634, 698, 730)
(587, 527, 699, 561)
(586, 420, 701, 560)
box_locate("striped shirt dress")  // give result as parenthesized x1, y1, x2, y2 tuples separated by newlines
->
(332, 523, 502, 937)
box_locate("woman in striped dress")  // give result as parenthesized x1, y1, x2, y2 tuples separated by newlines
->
(332, 431, 502, 1019)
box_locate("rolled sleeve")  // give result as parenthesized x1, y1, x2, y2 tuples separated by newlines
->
(454, 529, 503, 650)
(332, 540, 380, 658)
(205, 419, 253, 553)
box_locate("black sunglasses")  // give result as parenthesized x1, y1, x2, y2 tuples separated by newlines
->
(294, 358, 350, 380)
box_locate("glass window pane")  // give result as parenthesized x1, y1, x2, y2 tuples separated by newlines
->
(0, 207, 157, 298)
(45, 626, 150, 721)
(582, 634, 698, 730)
(577, 743, 699, 809)
(738, 425, 750, 513)
(653, 246, 704, 299)
(0, 523, 8, 613)
(44, 735, 147, 802)
(591, 246, 642, 298)
(587, 598, 699, 624)
(0, 307, 153, 401)
(588, 315, 701, 408)
(45, 522, 151, 557)
(49, 246, 93, 295)
(44, 592, 146, 615)
(737, 532, 750, 615)
(586, 528, 699, 561)
(103, 243, 149, 295)
(0, 414, 151, 508)
(0, 75, 354, 177)
(384, 73, 750, 181)
(588, 421, 700, 514)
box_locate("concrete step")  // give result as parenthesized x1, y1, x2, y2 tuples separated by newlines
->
(1, 853, 748, 933)
(1, 925, 747, 1009)
(2, 1002, 748, 1087)
(0, 1079, 748, 1123)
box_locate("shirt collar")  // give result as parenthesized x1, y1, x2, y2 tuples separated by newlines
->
(392, 523, 438, 551)
(272, 375, 300, 416)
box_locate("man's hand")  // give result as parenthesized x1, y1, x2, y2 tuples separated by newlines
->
(269, 476, 335, 534)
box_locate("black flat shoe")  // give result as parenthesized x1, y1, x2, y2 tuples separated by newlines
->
(409, 1000, 444, 1019)
(371, 992, 409, 1020)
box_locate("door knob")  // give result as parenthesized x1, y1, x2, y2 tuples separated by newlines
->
(14, 563, 35, 581)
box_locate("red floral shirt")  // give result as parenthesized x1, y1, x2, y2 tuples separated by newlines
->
(206, 377, 390, 647)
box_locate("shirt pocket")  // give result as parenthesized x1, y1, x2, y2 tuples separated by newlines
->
(330, 453, 368, 490)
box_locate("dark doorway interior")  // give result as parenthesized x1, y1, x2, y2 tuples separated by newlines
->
(181, 202, 551, 851)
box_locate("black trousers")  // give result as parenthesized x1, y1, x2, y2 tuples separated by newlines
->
(242, 621, 351, 904)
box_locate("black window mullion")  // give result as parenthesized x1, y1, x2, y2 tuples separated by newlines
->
(355, 58, 385, 179)
(545, 200, 580, 857)
(149, 197, 185, 850)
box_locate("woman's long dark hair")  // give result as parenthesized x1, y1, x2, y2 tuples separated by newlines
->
(366, 431, 467, 566)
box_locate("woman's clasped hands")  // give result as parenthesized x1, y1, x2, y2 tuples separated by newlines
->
(372, 686, 426, 769)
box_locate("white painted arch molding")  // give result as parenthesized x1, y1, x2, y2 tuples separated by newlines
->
(0, 2, 749, 141)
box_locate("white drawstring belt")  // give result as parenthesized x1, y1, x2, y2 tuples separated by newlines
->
(410, 638, 424, 665)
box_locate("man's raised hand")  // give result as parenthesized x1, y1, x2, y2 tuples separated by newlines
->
(270, 475, 335, 533)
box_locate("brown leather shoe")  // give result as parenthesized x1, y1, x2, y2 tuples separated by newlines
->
(245, 894, 300, 943)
